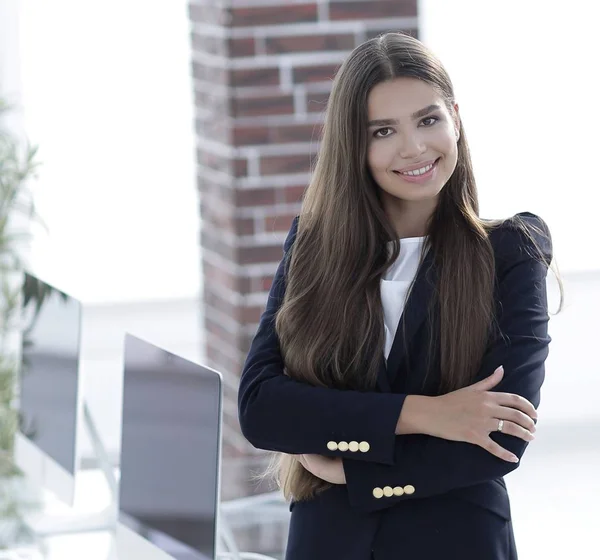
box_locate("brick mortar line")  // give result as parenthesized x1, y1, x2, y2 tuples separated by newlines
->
(190, 0, 320, 7)
(236, 173, 312, 188)
(203, 223, 301, 248)
(197, 136, 320, 156)
(197, 164, 313, 188)
(241, 323, 261, 337)
(205, 330, 245, 360)
(247, 148, 261, 177)
(197, 111, 326, 127)
(196, 163, 236, 185)
(197, 140, 320, 158)
(191, 17, 418, 39)
(294, 86, 308, 119)
(191, 49, 349, 69)
(196, 165, 312, 191)
(202, 247, 283, 276)
(317, 0, 329, 22)
(239, 143, 321, 157)
(238, 232, 300, 248)
(203, 302, 244, 333)
(197, 168, 315, 192)
(193, 78, 335, 96)
(206, 281, 271, 307)
(234, 204, 302, 219)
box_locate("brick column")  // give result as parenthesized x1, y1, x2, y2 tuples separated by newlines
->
(188, 1, 418, 463)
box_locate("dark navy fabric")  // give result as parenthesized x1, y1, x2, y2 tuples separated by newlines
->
(238, 212, 552, 560)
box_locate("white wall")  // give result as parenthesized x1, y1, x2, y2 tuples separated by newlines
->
(15, 0, 200, 304)
(0, 0, 23, 122)
(7, 0, 599, 303)
(420, 0, 600, 273)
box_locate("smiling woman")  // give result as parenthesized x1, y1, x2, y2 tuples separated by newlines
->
(238, 31, 563, 560)
(366, 79, 460, 229)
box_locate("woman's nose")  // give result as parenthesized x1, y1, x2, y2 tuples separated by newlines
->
(397, 134, 425, 159)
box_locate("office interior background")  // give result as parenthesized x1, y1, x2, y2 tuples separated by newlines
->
(1, 0, 599, 558)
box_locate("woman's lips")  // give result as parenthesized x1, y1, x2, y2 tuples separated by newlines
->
(393, 158, 440, 184)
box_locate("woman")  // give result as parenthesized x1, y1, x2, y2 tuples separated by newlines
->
(237, 32, 562, 560)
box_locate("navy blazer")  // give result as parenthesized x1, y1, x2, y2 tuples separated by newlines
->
(238, 212, 552, 560)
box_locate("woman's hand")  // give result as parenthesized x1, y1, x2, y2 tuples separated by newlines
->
(296, 454, 346, 484)
(425, 366, 538, 463)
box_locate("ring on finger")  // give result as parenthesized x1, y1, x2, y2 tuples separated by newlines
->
(497, 419, 504, 432)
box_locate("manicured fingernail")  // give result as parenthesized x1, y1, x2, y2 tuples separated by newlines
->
(510, 456, 519, 463)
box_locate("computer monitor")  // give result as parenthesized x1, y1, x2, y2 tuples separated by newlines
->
(114, 334, 223, 560)
(15, 271, 84, 506)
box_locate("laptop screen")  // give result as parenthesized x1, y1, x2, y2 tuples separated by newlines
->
(19, 272, 82, 476)
(118, 334, 222, 560)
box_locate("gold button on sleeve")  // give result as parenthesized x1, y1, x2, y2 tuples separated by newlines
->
(383, 486, 393, 497)
(338, 441, 349, 452)
(403, 485, 415, 495)
(373, 487, 384, 499)
(348, 441, 359, 452)
(327, 441, 338, 451)
(393, 486, 404, 496)
(358, 441, 370, 453)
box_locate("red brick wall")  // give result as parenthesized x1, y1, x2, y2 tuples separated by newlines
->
(188, 0, 418, 460)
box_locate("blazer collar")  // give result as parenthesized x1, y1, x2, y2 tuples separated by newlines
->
(376, 245, 437, 392)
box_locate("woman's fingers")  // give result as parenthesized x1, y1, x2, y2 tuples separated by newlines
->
(494, 392, 538, 421)
(469, 365, 504, 390)
(481, 415, 537, 462)
(488, 418, 535, 442)
(480, 437, 520, 463)
(492, 405, 537, 433)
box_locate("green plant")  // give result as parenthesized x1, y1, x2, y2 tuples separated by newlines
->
(0, 98, 42, 548)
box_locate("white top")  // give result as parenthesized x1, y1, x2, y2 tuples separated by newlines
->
(381, 236, 428, 361)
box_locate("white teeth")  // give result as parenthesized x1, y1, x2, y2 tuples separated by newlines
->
(398, 162, 434, 176)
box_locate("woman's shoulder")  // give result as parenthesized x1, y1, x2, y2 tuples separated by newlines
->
(486, 210, 548, 229)
(486, 211, 552, 267)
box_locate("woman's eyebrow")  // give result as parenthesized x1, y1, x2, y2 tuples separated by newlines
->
(367, 104, 441, 128)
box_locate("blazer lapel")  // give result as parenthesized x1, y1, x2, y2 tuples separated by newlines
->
(375, 358, 391, 392)
(379, 246, 437, 390)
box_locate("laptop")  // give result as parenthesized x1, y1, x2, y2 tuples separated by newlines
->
(113, 333, 223, 560)
(16, 271, 84, 506)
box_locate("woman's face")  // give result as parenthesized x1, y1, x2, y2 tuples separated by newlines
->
(366, 77, 460, 210)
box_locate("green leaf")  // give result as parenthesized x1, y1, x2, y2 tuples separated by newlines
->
(0, 96, 44, 531)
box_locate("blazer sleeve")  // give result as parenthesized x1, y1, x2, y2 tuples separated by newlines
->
(342, 212, 553, 513)
(237, 216, 407, 465)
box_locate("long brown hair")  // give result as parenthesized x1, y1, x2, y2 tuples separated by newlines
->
(259, 32, 563, 503)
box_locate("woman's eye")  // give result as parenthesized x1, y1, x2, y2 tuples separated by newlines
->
(421, 116, 439, 127)
(373, 117, 439, 138)
(374, 127, 393, 138)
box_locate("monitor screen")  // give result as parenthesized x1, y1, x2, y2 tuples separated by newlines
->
(118, 334, 222, 560)
(19, 272, 82, 478)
